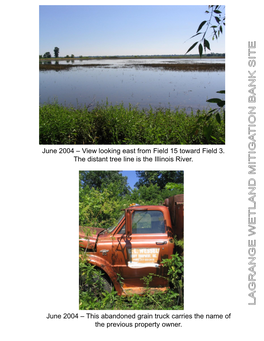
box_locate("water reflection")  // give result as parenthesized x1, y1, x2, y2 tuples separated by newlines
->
(39, 60, 225, 113)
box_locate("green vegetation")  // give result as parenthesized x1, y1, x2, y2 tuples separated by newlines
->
(79, 171, 184, 228)
(79, 249, 183, 310)
(43, 52, 51, 58)
(79, 171, 184, 309)
(39, 101, 225, 145)
(54, 47, 59, 58)
(186, 6, 225, 124)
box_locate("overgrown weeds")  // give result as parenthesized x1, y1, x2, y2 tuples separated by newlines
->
(79, 244, 184, 310)
(39, 101, 225, 144)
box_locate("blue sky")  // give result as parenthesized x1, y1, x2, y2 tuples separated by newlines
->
(120, 171, 138, 189)
(39, 5, 225, 57)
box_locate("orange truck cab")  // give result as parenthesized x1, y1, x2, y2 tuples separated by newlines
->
(79, 194, 183, 295)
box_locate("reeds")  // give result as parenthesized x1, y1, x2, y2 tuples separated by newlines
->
(39, 102, 225, 145)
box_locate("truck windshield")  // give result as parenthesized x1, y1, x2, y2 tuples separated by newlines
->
(107, 213, 125, 233)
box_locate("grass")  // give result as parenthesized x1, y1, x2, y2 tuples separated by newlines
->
(39, 101, 225, 145)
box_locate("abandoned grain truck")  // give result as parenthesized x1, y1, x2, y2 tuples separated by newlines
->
(79, 194, 184, 295)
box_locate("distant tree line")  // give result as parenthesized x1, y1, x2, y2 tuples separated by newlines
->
(39, 49, 224, 60)
(39, 47, 76, 59)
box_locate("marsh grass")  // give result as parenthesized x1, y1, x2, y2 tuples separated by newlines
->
(39, 101, 225, 145)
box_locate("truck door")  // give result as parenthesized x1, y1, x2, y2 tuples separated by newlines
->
(112, 209, 173, 289)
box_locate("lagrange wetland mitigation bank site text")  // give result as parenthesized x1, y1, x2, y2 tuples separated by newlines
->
(247, 41, 257, 306)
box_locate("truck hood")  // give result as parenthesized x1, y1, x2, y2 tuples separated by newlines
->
(79, 226, 105, 249)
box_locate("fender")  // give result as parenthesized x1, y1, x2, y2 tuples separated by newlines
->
(85, 253, 123, 295)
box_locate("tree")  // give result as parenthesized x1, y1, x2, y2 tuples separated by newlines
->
(54, 47, 59, 58)
(129, 183, 183, 206)
(79, 171, 133, 227)
(135, 171, 183, 190)
(43, 52, 51, 58)
(79, 171, 131, 196)
(79, 171, 184, 227)
(186, 5, 225, 57)
(79, 185, 126, 228)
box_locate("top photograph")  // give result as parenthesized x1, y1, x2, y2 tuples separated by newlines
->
(39, 5, 225, 145)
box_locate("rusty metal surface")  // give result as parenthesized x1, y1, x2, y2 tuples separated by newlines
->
(164, 194, 184, 240)
(85, 253, 123, 295)
(122, 286, 168, 296)
(79, 226, 105, 249)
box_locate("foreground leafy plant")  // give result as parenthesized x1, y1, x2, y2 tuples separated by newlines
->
(185, 6, 225, 142)
(186, 5, 225, 57)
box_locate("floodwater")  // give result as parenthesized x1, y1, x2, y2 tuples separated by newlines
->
(39, 58, 225, 112)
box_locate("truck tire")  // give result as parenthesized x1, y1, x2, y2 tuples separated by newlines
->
(99, 274, 113, 293)
(80, 269, 113, 294)
(90, 271, 113, 294)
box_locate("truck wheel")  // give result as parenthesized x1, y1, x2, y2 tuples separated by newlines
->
(91, 271, 113, 293)
(80, 270, 113, 294)
(99, 274, 113, 293)
(92, 274, 113, 293)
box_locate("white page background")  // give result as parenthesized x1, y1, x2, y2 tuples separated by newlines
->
(1, 1, 263, 340)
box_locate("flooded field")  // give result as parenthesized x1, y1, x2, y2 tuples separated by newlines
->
(39, 58, 225, 112)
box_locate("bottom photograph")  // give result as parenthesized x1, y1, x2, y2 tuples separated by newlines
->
(79, 171, 184, 310)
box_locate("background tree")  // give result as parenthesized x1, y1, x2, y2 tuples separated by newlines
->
(43, 52, 51, 58)
(79, 171, 131, 196)
(135, 171, 184, 190)
(129, 183, 183, 206)
(79, 184, 128, 228)
(54, 47, 59, 58)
